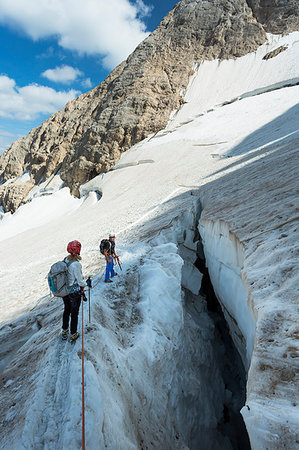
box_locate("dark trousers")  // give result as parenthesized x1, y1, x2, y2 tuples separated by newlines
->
(62, 293, 81, 334)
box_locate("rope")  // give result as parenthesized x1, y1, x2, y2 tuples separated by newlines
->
(79, 262, 120, 445)
(81, 294, 86, 450)
(83, 257, 122, 294)
(89, 270, 105, 290)
(83, 270, 105, 293)
(80, 268, 105, 447)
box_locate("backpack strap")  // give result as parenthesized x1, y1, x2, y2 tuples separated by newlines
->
(64, 257, 75, 267)
(106, 240, 112, 254)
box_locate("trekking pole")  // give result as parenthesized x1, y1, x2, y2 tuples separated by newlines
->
(117, 258, 123, 271)
(81, 293, 86, 450)
(86, 277, 92, 323)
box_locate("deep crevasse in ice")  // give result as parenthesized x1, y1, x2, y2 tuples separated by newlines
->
(199, 219, 256, 370)
(80, 210, 240, 450)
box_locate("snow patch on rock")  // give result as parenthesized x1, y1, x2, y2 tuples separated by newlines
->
(0, 187, 84, 242)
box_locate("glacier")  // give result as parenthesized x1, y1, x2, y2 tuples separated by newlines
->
(0, 33, 298, 449)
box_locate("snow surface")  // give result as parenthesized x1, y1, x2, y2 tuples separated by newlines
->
(0, 187, 84, 242)
(0, 33, 298, 449)
(16, 171, 31, 184)
(1, 171, 31, 187)
(169, 32, 299, 128)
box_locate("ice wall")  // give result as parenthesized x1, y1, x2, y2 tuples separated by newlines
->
(146, 200, 249, 449)
(81, 207, 244, 450)
(199, 218, 256, 370)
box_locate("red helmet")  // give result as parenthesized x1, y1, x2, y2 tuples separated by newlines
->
(67, 240, 81, 255)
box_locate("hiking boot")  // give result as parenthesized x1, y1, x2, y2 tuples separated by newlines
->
(105, 279, 113, 283)
(62, 329, 69, 340)
(70, 332, 79, 342)
(111, 273, 118, 277)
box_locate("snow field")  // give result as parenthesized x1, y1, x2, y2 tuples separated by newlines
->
(0, 171, 30, 187)
(169, 32, 299, 128)
(0, 32, 298, 448)
(0, 186, 84, 242)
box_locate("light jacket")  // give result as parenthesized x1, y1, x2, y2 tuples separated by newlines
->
(66, 260, 85, 292)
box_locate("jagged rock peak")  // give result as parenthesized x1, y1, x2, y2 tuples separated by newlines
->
(0, 0, 298, 212)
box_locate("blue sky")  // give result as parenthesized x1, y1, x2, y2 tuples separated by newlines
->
(0, 0, 177, 153)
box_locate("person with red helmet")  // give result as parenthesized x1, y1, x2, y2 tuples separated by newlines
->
(61, 240, 86, 342)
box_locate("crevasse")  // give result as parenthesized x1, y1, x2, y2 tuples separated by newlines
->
(199, 218, 256, 370)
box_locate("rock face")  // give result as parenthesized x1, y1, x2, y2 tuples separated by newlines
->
(0, 0, 297, 212)
(247, 0, 299, 33)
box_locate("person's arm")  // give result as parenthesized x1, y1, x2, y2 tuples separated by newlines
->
(113, 249, 119, 262)
(73, 262, 86, 287)
(104, 248, 112, 262)
(75, 264, 87, 299)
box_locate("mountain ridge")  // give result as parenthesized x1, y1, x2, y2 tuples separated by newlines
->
(0, 0, 298, 212)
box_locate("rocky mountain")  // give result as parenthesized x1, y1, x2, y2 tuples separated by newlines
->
(247, 0, 299, 33)
(0, 0, 298, 212)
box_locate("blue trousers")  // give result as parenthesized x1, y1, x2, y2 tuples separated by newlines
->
(105, 257, 115, 280)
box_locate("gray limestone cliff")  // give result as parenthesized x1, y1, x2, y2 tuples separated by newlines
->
(247, 0, 299, 33)
(0, 0, 298, 212)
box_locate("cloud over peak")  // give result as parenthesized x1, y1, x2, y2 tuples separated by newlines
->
(42, 65, 83, 83)
(0, 0, 151, 69)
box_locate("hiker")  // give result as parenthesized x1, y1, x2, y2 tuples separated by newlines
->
(61, 240, 86, 341)
(103, 233, 119, 283)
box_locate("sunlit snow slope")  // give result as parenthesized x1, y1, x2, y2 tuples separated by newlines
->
(0, 33, 298, 449)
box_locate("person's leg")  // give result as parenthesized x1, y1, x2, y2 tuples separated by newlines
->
(110, 258, 115, 277)
(105, 259, 112, 280)
(70, 294, 81, 334)
(105, 259, 109, 280)
(62, 296, 71, 330)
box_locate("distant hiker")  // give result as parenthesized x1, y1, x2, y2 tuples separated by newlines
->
(61, 240, 86, 341)
(100, 233, 119, 283)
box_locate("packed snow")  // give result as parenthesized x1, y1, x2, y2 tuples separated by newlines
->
(0, 186, 84, 242)
(0, 33, 298, 449)
(169, 31, 299, 128)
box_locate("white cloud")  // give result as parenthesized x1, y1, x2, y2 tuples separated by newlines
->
(0, 0, 151, 69)
(42, 65, 83, 83)
(81, 78, 93, 89)
(0, 75, 80, 120)
(135, 0, 153, 18)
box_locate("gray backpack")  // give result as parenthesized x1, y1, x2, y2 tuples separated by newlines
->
(47, 259, 74, 297)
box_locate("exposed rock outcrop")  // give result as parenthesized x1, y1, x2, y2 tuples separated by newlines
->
(0, 0, 297, 212)
(246, 0, 299, 33)
(263, 45, 288, 59)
